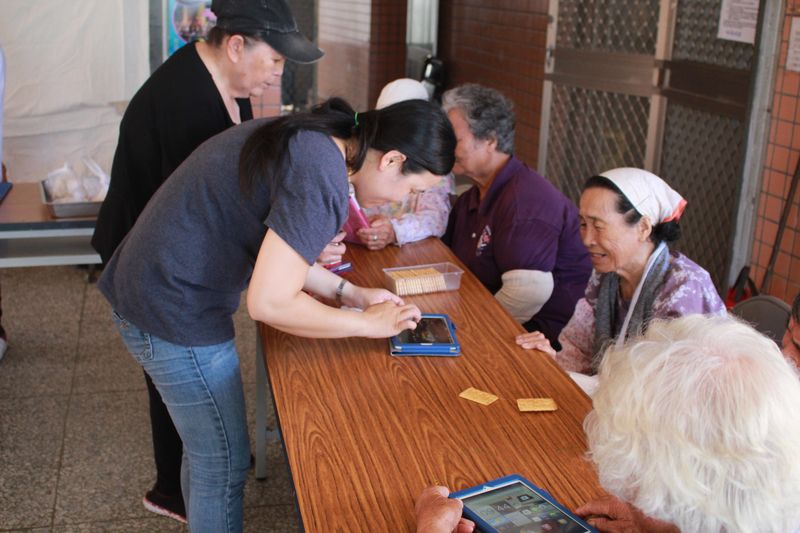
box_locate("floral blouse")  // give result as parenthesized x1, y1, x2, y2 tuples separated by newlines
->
(362, 174, 455, 245)
(554, 251, 727, 374)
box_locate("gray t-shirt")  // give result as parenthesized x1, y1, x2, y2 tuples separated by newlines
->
(98, 120, 348, 346)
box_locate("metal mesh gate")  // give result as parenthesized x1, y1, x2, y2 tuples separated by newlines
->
(545, 0, 659, 200)
(672, 0, 754, 70)
(556, 0, 660, 54)
(542, 0, 758, 291)
(660, 104, 744, 289)
(657, 0, 755, 289)
(546, 86, 650, 202)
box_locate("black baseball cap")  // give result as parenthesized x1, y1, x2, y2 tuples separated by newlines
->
(211, 0, 324, 64)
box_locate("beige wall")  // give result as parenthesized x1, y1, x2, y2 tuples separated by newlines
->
(316, 0, 406, 111)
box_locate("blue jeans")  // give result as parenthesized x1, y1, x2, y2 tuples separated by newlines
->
(112, 311, 250, 533)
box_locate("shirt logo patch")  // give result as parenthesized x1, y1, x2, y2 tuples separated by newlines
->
(476, 225, 491, 256)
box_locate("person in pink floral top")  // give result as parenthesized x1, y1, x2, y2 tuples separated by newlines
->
(517, 168, 726, 392)
(360, 174, 454, 248)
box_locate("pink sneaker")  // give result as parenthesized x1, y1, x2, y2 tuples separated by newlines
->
(142, 488, 187, 524)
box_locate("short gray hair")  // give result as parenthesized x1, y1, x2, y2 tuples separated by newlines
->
(441, 84, 514, 154)
(585, 315, 800, 533)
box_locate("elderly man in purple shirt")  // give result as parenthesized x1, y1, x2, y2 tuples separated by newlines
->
(441, 84, 591, 344)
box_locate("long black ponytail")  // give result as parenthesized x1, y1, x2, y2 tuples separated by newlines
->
(239, 97, 455, 194)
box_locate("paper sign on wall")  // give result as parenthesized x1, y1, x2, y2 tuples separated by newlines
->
(788, 18, 800, 73)
(717, 0, 759, 44)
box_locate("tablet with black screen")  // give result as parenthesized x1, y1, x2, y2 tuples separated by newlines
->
(389, 313, 460, 356)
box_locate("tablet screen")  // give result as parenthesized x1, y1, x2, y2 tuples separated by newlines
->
(395, 316, 454, 345)
(461, 481, 589, 532)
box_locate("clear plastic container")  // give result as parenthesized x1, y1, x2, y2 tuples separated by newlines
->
(383, 262, 464, 296)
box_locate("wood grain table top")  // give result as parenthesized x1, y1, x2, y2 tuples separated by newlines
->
(260, 237, 604, 532)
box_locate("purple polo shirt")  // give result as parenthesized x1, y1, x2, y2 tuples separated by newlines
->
(442, 156, 592, 343)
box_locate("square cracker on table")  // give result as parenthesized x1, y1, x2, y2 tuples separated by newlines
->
(517, 398, 557, 412)
(459, 387, 499, 406)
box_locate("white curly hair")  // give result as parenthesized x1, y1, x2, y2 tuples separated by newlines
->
(585, 314, 800, 533)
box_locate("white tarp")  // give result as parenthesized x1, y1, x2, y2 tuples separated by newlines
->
(0, 0, 148, 181)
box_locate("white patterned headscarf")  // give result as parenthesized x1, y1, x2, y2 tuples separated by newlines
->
(599, 167, 687, 224)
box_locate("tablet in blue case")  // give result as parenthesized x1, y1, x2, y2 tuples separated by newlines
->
(450, 474, 596, 532)
(389, 313, 460, 356)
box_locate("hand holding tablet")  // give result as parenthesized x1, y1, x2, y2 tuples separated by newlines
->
(361, 300, 422, 338)
(450, 475, 596, 533)
(389, 313, 460, 356)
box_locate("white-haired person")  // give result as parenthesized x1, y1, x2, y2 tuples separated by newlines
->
(577, 314, 800, 532)
(415, 315, 800, 532)
(355, 78, 455, 250)
(516, 168, 725, 394)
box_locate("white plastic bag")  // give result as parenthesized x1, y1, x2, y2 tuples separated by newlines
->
(43, 157, 109, 203)
(81, 157, 110, 201)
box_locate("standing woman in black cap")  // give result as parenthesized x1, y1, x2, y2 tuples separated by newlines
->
(92, 0, 323, 523)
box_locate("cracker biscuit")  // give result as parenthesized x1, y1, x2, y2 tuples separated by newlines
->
(459, 387, 499, 406)
(517, 398, 557, 412)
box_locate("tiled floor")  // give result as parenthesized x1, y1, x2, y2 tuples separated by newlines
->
(0, 266, 301, 532)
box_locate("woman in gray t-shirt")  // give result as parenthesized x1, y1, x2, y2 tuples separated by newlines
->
(99, 97, 456, 532)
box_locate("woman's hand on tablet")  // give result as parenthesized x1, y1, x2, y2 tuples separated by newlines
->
(515, 331, 556, 357)
(344, 285, 404, 310)
(361, 301, 421, 338)
(415, 486, 475, 533)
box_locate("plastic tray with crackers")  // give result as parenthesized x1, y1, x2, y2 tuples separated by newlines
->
(382, 262, 463, 296)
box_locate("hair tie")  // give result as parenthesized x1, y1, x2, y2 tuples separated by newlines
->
(354, 111, 359, 127)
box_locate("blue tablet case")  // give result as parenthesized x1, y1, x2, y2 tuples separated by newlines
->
(450, 474, 596, 532)
(389, 313, 460, 356)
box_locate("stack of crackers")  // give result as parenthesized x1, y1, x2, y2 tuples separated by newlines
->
(387, 267, 448, 296)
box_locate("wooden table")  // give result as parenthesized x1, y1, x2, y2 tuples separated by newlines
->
(256, 238, 604, 531)
(0, 182, 100, 267)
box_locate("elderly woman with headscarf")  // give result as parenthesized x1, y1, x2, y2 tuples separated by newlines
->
(517, 168, 726, 392)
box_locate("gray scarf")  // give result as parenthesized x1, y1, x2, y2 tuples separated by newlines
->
(592, 244, 671, 372)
